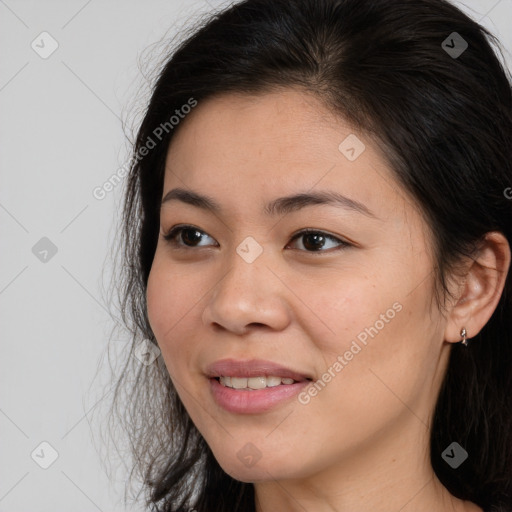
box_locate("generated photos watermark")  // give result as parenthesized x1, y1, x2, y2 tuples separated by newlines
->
(298, 301, 403, 405)
(92, 97, 197, 200)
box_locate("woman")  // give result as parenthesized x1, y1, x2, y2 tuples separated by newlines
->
(107, 0, 512, 510)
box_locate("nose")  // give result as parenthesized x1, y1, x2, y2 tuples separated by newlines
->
(201, 248, 291, 335)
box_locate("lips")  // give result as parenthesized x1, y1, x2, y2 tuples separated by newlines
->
(205, 358, 312, 382)
(205, 359, 313, 414)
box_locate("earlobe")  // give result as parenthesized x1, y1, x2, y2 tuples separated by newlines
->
(444, 231, 511, 345)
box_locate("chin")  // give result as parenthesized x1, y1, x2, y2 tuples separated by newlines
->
(213, 452, 303, 483)
(222, 467, 267, 483)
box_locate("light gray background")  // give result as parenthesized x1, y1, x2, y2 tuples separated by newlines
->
(1, 1, 511, 511)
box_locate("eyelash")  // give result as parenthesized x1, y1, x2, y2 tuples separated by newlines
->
(162, 224, 351, 254)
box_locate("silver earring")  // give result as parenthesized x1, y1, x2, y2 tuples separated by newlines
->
(460, 327, 468, 346)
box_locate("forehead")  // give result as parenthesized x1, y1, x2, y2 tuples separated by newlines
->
(166, 89, 350, 170)
(162, 89, 411, 222)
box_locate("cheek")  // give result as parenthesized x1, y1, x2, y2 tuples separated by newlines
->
(146, 258, 195, 370)
(315, 289, 436, 432)
(146, 260, 170, 340)
(147, 253, 200, 334)
(305, 268, 387, 352)
(304, 261, 435, 405)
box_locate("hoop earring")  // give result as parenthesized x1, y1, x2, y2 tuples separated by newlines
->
(460, 327, 468, 346)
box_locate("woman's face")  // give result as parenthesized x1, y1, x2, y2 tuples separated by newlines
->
(146, 89, 450, 483)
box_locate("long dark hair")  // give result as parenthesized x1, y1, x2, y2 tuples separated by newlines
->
(104, 0, 512, 510)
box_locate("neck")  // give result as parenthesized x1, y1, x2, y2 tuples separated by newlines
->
(253, 416, 480, 512)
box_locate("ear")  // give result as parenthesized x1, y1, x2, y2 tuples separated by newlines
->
(444, 231, 511, 344)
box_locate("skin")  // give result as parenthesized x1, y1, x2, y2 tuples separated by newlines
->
(146, 88, 510, 512)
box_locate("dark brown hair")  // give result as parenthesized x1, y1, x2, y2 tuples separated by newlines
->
(104, 0, 512, 510)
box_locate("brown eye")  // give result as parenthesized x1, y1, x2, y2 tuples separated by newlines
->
(302, 232, 327, 251)
(163, 225, 217, 248)
(180, 228, 203, 246)
(287, 229, 349, 253)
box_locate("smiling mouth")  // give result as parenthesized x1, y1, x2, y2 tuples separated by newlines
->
(207, 360, 313, 413)
(214, 375, 310, 390)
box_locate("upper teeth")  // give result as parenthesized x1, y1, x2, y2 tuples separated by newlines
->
(219, 376, 296, 389)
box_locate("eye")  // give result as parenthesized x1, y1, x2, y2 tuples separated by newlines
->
(162, 225, 218, 248)
(162, 225, 350, 253)
(286, 229, 350, 253)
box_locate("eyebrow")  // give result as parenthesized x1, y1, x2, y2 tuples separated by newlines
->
(161, 187, 376, 218)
